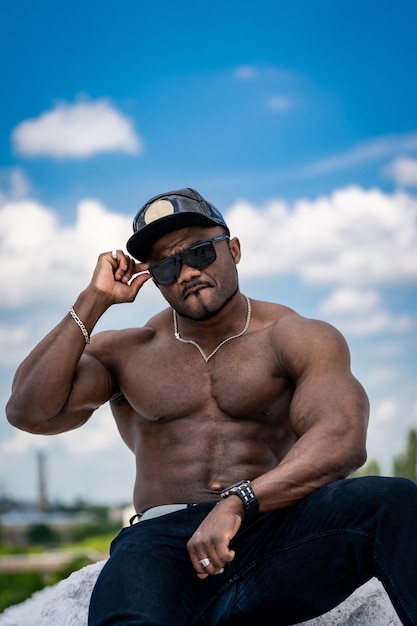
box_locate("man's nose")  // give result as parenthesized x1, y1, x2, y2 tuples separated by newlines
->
(178, 259, 201, 283)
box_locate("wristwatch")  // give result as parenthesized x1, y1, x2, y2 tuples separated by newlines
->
(220, 480, 259, 521)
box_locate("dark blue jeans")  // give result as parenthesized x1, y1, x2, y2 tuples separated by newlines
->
(88, 477, 417, 625)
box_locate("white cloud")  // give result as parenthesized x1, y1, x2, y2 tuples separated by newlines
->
(1, 185, 416, 341)
(1, 428, 50, 454)
(322, 307, 411, 336)
(370, 340, 405, 360)
(320, 288, 380, 315)
(2, 184, 414, 306)
(0, 325, 31, 366)
(11, 97, 142, 159)
(58, 406, 121, 453)
(373, 399, 397, 423)
(302, 130, 417, 177)
(0, 198, 133, 307)
(226, 186, 417, 286)
(363, 366, 399, 389)
(266, 96, 292, 111)
(383, 157, 417, 187)
(0, 195, 166, 368)
(1, 405, 119, 455)
(318, 288, 412, 335)
(0, 167, 31, 204)
(234, 65, 258, 80)
(234, 65, 295, 82)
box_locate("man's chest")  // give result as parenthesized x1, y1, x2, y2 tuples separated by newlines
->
(115, 336, 293, 424)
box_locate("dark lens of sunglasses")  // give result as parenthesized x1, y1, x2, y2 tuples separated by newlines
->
(150, 257, 180, 285)
(183, 241, 216, 269)
(151, 241, 217, 285)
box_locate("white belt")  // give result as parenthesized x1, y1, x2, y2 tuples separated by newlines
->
(131, 503, 197, 524)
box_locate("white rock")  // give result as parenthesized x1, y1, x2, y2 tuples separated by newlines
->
(298, 578, 401, 625)
(0, 562, 401, 626)
(41, 560, 107, 625)
(0, 586, 54, 626)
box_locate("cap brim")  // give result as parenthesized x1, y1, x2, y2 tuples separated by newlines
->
(126, 213, 225, 261)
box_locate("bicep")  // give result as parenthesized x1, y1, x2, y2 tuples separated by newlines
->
(47, 352, 117, 434)
(290, 371, 369, 439)
(284, 320, 369, 439)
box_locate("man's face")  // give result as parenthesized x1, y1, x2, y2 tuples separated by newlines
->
(148, 226, 241, 321)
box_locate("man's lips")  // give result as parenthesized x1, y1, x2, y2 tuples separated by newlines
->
(182, 283, 212, 299)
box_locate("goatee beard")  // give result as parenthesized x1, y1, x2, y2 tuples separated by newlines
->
(180, 284, 239, 322)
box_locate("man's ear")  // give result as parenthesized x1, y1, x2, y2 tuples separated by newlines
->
(229, 237, 241, 264)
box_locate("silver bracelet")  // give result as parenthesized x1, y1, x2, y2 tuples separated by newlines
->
(69, 306, 90, 344)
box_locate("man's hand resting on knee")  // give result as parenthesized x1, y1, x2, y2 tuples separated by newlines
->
(187, 500, 244, 579)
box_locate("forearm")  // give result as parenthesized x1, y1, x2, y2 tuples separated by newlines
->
(6, 287, 112, 431)
(251, 426, 367, 512)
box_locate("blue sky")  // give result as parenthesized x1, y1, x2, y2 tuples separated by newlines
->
(1, 0, 416, 506)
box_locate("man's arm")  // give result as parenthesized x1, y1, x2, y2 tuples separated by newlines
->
(250, 316, 369, 510)
(187, 315, 369, 578)
(6, 250, 151, 435)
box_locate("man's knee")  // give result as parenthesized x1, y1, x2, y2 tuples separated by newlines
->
(344, 476, 417, 521)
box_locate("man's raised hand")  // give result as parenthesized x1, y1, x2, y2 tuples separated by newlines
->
(90, 249, 152, 304)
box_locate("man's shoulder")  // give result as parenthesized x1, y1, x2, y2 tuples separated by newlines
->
(90, 308, 170, 350)
(252, 299, 347, 353)
(264, 307, 350, 377)
(274, 311, 345, 347)
(251, 298, 302, 331)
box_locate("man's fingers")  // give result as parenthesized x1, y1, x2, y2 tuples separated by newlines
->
(193, 538, 235, 568)
(191, 544, 235, 579)
(110, 250, 131, 280)
(187, 504, 242, 579)
(195, 555, 225, 578)
(108, 250, 149, 284)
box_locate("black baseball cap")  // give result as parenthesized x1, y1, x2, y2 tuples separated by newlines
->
(126, 188, 230, 261)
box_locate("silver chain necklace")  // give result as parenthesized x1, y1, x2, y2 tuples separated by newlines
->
(172, 295, 251, 363)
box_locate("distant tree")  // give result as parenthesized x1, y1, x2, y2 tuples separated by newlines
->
(27, 523, 59, 546)
(351, 459, 381, 477)
(393, 428, 417, 482)
(0, 572, 45, 613)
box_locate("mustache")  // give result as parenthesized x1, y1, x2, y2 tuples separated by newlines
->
(182, 281, 213, 298)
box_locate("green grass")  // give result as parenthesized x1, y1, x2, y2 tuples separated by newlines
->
(0, 572, 46, 613)
(61, 532, 114, 554)
(0, 560, 91, 614)
(0, 530, 116, 613)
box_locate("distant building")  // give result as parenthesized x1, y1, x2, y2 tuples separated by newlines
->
(0, 510, 94, 547)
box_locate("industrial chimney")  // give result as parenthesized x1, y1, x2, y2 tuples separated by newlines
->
(37, 451, 48, 512)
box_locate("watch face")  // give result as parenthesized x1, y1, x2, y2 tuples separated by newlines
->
(221, 480, 248, 498)
(232, 481, 246, 491)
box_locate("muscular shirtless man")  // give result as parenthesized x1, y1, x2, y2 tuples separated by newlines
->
(6, 188, 417, 625)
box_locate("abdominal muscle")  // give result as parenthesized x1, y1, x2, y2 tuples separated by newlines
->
(108, 317, 297, 512)
(113, 406, 297, 512)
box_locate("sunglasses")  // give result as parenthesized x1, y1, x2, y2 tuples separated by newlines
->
(149, 235, 230, 285)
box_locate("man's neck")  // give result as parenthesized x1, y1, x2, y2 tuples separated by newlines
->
(174, 291, 249, 345)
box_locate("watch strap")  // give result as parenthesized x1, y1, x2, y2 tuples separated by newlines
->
(220, 480, 259, 521)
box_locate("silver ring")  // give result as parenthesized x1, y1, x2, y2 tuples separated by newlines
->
(198, 558, 211, 568)
(112, 250, 117, 260)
